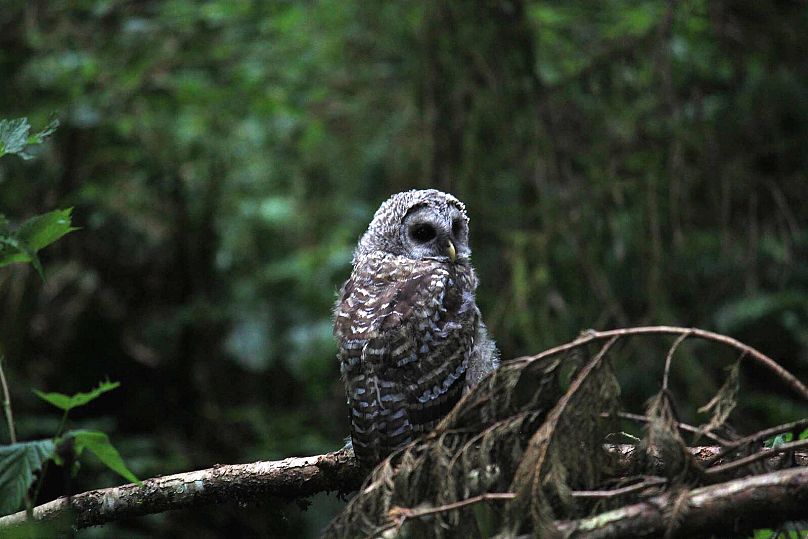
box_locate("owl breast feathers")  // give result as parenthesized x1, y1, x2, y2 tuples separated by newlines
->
(334, 189, 499, 465)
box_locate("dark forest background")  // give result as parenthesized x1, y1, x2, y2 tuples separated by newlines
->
(1, 1, 807, 536)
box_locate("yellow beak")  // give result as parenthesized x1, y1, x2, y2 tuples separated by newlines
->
(446, 240, 457, 263)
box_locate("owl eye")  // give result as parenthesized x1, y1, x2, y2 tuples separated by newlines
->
(451, 219, 463, 237)
(410, 223, 437, 243)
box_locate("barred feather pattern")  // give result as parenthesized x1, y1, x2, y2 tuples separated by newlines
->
(335, 252, 483, 464)
(334, 189, 499, 465)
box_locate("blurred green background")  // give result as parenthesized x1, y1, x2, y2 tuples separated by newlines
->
(1, 0, 807, 536)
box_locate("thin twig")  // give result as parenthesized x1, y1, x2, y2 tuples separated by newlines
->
(704, 418, 808, 466)
(663, 331, 691, 391)
(607, 411, 732, 446)
(32, 408, 70, 507)
(448, 411, 535, 471)
(372, 492, 516, 538)
(570, 476, 667, 499)
(705, 438, 808, 477)
(0, 355, 33, 515)
(0, 356, 17, 444)
(514, 326, 808, 401)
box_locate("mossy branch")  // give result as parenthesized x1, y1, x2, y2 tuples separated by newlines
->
(0, 450, 365, 530)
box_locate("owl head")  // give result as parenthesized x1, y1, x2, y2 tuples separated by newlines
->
(355, 189, 471, 263)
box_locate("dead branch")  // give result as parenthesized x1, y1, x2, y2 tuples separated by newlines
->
(378, 493, 516, 538)
(326, 327, 806, 537)
(556, 467, 808, 538)
(662, 331, 691, 391)
(514, 326, 808, 400)
(569, 476, 668, 499)
(370, 467, 808, 538)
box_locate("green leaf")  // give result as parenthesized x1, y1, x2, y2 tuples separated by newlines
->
(68, 430, 141, 485)
(766, 433, 790, 448)
(0, 118, 31, 159)
(26, 118, 59, 145)
(33, 380, 120, 412)
(0, 439, 55, 515)
(0, 208, 77, 278)
(0, 117, 59, 160)
(0, 239, 43, 278)
(0, 236, 27, 265)
(16, 208, 78, 252)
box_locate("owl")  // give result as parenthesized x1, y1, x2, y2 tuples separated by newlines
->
(334, 189, 499, 465)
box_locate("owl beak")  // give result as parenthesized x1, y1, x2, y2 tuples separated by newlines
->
(446, 240, 457, 263)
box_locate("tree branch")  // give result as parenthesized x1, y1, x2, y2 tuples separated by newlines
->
(2, 444, 804, 531)
(0, 449, 364, 530)
(608, 444, 808, 476)
(514, 326, 808, 400)
(608, 411, 732, 446)
(705, 438, 808, 480)
(704, 417, 808, 465)
(1, 326, 803, 532)
(369, 468, 808, 538)
(556, 467, 808, 538)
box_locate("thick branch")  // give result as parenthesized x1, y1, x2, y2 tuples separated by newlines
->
(556, 467, 808, 538)
(0, 449, 364, 530)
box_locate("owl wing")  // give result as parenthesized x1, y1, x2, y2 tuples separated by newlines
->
(466, 315, 500, 387)
(334, 255, 475, 463)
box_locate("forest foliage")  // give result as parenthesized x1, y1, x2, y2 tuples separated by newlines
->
(1, 0, 807, 536)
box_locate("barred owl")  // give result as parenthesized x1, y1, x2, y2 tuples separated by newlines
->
(334, 189, 499, 465)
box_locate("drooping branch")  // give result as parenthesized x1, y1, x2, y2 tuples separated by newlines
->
(0, 449, 365, 530)
(326, 326, 807, 537)
(514, 326, 808, 400)
(369, 467, 808, 538)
